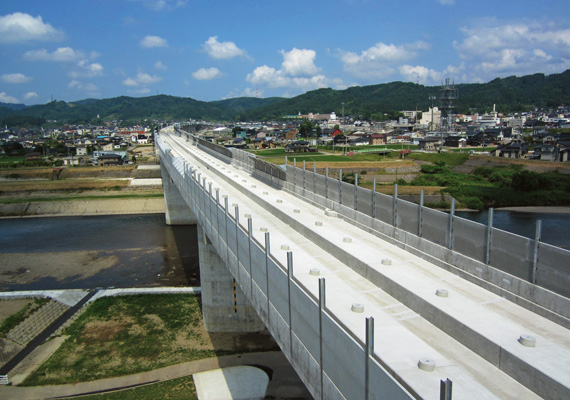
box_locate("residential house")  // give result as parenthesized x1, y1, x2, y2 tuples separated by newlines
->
(418, 137, 441, 152)
(444, 136, 467, 148)
(530, 144, 559, 161)
(494, 141, 528, 159)
(284, 141, 317, 153)
(97, 153, 123, 166)
(369, 134, 386, 145)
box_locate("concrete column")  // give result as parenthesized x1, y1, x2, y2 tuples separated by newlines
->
(197, 224, 265, 332)
(161, 163, 197, 225)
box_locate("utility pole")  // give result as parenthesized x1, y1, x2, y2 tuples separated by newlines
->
(429, 96, 436, 132)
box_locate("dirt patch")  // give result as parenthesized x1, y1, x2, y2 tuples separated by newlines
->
(0, 299, 33, 324)
(0, 251, 119, 286)
(81, 318, 132, 344)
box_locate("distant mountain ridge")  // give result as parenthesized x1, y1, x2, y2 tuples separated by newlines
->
(1, 70, 569, 125)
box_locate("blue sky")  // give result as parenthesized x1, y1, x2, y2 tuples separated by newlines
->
(1, 0, 569, 105)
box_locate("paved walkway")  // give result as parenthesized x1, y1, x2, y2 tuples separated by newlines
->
(0, 351, 311, 400)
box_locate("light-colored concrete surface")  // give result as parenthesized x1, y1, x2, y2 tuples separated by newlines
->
(159, 130, 570, 400)
(129, 178, 162, 186)
(0, 198, 165, 217)
(194, 365, 269, 400)
(8, 336, 68, 386)
(136, 165, 161, 170)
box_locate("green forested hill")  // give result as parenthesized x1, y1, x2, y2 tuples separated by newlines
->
(1, 70, 569, 125)
(242, 70, 570, 120)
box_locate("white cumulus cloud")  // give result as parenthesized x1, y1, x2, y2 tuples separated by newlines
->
(137, 0, 187, 12)
(246, 47, 344, 96)
(203, 36, 246, 59)
(280, 48, 319, 76)
(23, 47, 85, 62)
(0, 92, 20, 103)
(1, 73, 32, 84)
(453, 19, 570, 80)
(140, 35, 168, 48)
(338, 41, 430, 80)
(24, 92, 38, 100)
(69, 62, 104, 78)
(0, 12, 64, 43)
(154, 60, 168, 70)
(192, 67, 222, 80)
(399, 65, 442, 84)
(122, 72, 163, 86)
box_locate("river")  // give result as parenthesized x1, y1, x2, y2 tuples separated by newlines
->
(455, 209, 570, 249)
(0, 214, 199, 291)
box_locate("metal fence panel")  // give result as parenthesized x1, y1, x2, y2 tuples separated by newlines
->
(536, 243, 570, 297)
(267, 258, 290, 321)
(250, 241, 268, 295)
(294, 167, 304, 188)
(396, 199, 419, 235)
(356, 186, 373, 216)
(286, 165, 294, 183)
(341, 181, 355, 208)
(327, 177, 341, 203)
(375, 193, 393, 225)
(322, 313, 365, 400)
(453, 217, 487, 263)
(237, 226, 250, 280)
(422, 207, 448, 246)
(489, 229, 533, 280)
(290, 283, 320, 359)
(315, 173, 327, 198)
(227, 216, 238, 262)
(369, 357, 414, 400)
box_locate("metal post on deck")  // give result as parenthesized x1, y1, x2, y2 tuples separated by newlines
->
(440, 378, 453, 400)
(486, 208, 494, 265)
(448, 198, 455, 250)
(532, 220, 542, 284)
(314, 163, 317, 194)
(393, 184, 398, 227)
(418, 190, 424, 237)
(325, 167, 329, 199)
(215, 188, 220, 235)
(294, 158, 297, 187)
(287, 251, 294, 357)
(354, 173, 358, 209)
(234, 205, 240, 272)
(339, 169, 343, 204)
(303, 160, 306, 190)
(264, 232, 271, 325)
(247, 217, 253, 296)
(365, 317, 374, 400)
(372, 178, 376, 219)
(318, 278, 326, 400)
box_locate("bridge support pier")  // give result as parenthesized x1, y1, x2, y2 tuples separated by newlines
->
(161, 164, 197, 225)
(197, 225, 265, 332)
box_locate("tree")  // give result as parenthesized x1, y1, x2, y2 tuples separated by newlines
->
(299, 119, 315, 136)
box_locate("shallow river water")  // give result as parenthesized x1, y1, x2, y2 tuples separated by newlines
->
(0, 214, 199, 291)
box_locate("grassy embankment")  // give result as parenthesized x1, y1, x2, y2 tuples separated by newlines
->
(23, 293, 277, 389)
(0, 164, 163, 205)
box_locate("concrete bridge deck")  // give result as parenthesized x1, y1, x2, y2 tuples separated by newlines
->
(160, 129, 569, 400)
